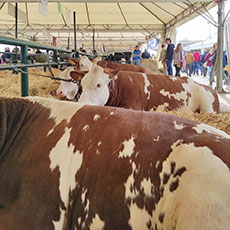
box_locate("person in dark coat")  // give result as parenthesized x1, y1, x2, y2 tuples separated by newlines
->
(141, 49, 151, 59)
(165, 38, 175, 75)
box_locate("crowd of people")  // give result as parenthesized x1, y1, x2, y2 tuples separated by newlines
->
(159, 38, 228, 81)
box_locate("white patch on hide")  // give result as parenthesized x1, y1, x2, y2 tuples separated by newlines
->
(52, 208, 65, 230)
(90, 214, 104, 230)
(173, 121, 185, 130)
(141, 177, 153, 196)
(49, 127, 83, 204)
(26, 97, 83, 133)
(125, 162, 138, 199)
(93, 114, 100, 121)
(119, 136, 135, 158)
(82, 125, 89, 131)
(153, 136, 160, 142)
(129, 203, 152, 230)
(142, 73, 151, 100)
(192, 123, 230, 139)
(156, 102, 169, 112)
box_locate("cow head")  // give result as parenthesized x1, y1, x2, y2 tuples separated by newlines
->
(78, 65, 119, 106)
(97, 59, 107, 68)
(56, 67, 80, 100)
(69, 56, 93, 72)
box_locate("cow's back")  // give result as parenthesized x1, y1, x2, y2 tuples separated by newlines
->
(0, 97, 229, 230)
(111, 72, 219, 113)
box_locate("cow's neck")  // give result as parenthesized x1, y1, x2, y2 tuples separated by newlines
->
(0, 99, 33, 162)
(105, 78, 121, 107)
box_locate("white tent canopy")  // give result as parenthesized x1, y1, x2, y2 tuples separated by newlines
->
(0, 1, 216, 53)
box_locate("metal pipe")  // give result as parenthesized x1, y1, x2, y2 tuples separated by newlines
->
(73, 11, 77, 57)
(0, 36, 71, 53)
(15, 3, 18, 38)
(216, 0, 224, 92)
(20, 45, 28, 96)
(93, 28, 95, 51)
(14, 3, 18, 64)
(0, 62, 69, 71)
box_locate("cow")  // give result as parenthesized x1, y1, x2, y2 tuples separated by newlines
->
(56, 56, 99, 99)
(97, 59, 148, 73)
(57, 56, 148, 100)
(74, 65, 219, 113)
(0, 96, 230, 230)
(69, 56, 94, 72)
(56, 66, 79, 100)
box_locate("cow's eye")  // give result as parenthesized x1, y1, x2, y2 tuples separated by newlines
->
(97, 84, 101, 88)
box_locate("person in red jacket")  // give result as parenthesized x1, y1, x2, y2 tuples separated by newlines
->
(193, 50, 201, 75)
(204, 50, 213, 79)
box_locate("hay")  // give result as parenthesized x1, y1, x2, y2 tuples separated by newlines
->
(163, 110, 230, 135)
(0, 67, 61, 98)
(141, 59, 161, 74)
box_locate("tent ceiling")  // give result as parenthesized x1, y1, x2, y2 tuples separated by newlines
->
(0, 1, 216, 53)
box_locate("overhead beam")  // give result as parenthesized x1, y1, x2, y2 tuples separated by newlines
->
(85, 3, 91, 25)
(139, 2, 166, 24)
(0, 3, 5, 10)
(165, 1, 216, 30)
(151, 2, 176, 17)
(0, 24, 164, 33)
(117, 3, 128, 25)
(2, 0, 214, 2)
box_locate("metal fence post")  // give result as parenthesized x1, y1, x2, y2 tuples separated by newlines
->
(20, 45, 28, 97)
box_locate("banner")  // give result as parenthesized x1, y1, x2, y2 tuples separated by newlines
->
(39, 0, 48, 17)
(57, 2, 62, 14)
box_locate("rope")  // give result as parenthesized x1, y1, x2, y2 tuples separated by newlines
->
(11, 66, 77, 83)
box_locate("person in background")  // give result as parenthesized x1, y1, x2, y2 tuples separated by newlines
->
(200, 49, 208, 77)
(92, 49, 98, 57)
(35, 49, 42, 54)
(159, 43, 167, 74)
(173, 43, 184, 77)
(141, 49, 151, 59)
(193, 50, 201, 75)
(184, 51, 194, 77)
(165, 38, 175, 75)
(80, 47, 86, 54)
(132, 45, 141, 66)
(205, 49, 213, 80)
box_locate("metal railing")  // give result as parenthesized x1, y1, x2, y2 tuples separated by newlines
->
(0, 36, 72, 97)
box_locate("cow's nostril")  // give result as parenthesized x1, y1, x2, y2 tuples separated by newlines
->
(56, 90, 63, 96)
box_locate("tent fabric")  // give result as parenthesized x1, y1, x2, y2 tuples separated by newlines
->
(0, 1, 216, 52)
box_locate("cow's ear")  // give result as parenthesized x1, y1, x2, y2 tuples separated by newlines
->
(109, 69, 120, 79)
(69, 58, 79, 66)
(70, 70, 87, 81)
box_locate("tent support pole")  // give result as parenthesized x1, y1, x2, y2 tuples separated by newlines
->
(216, 0, 224, 92)
(73, 11, 77, 57)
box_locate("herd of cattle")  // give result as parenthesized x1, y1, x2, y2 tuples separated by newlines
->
(1, 56, 230, 230)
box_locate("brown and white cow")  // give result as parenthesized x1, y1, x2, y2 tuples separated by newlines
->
(56, 56, 148, 100)
(75, 65, 219, 113)
(56, 66, 79, 100)
(97, 59, 147, 73)
(69, 56, 94, 72)
(0, 97, 230, 230)
(56, 56, 97, 99)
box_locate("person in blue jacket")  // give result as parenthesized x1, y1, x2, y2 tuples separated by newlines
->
(165, 38, 175, 75)
(132, 45, 141, 66)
